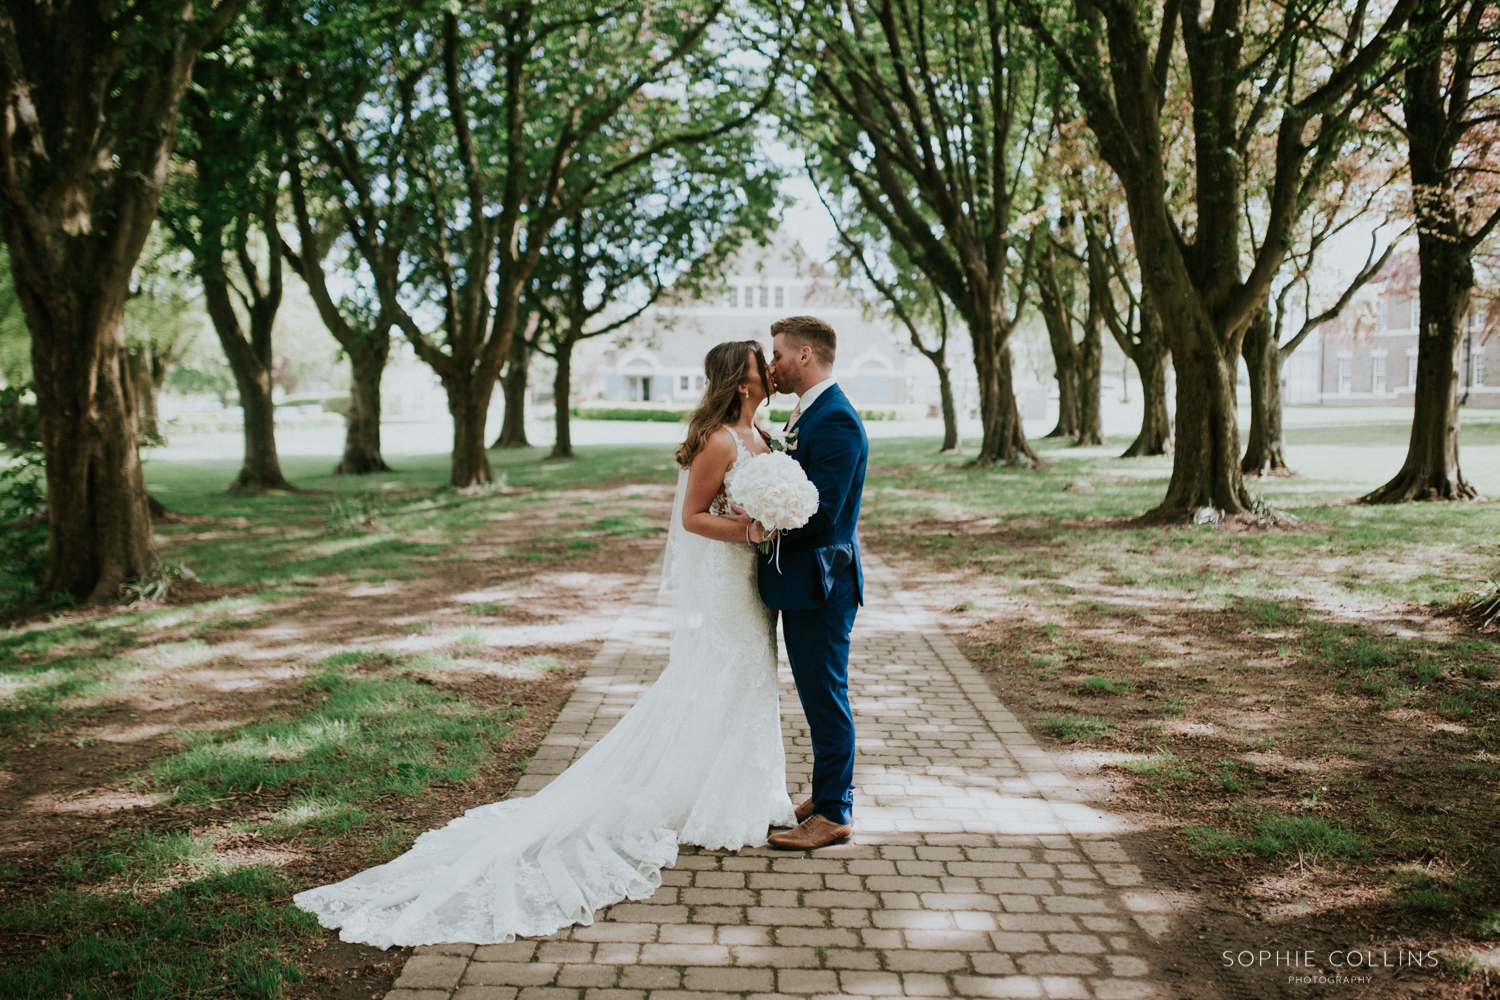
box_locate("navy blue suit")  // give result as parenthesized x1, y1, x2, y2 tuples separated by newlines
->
(758, 384, 867, 826)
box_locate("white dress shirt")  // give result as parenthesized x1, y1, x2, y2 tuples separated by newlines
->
(787, 377, 837, 429)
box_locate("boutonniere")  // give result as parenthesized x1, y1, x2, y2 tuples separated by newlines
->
(767, 425, 800, 453)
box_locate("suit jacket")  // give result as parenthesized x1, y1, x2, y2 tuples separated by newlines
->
(757, 383, 868, 611)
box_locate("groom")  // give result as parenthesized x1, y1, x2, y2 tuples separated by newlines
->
(757, 316, 868, 850)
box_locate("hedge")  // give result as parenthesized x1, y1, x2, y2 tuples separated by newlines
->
(570, 404, 923, 423)
(570, 406, 691, 422)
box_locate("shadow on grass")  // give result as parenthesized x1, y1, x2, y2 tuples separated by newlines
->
(142, 653, 525, 839)
(1, 864, 318, 1000)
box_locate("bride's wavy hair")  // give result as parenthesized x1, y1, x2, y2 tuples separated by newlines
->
(675, 340, 771, 469)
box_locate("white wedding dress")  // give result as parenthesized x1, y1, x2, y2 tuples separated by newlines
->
(294, 431, 795, 947)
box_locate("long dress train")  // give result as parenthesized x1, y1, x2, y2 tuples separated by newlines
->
(293, 435, 794, 947)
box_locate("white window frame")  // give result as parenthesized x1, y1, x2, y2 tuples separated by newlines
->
(1338, 358, 1352, 394)
(1381, 297, 1414, 331)
(1372, 356, 1387, 394)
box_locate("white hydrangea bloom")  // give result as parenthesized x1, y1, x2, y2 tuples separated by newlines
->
(726, 451, 820, 533)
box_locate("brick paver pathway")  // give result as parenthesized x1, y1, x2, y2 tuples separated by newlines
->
(384, 555, 1171, 1000)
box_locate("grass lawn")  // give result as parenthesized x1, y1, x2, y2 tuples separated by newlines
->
(0, 416, 1497, 996)
(0, 444, 677, 999)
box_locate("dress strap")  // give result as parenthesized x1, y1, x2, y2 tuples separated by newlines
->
(724, 425, 751, 460)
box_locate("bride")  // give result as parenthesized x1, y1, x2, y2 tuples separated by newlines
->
(293, 340, 796, 947)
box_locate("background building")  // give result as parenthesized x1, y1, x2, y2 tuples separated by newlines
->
(1317, 290, 1498, 406)
(592, 232, 945, 412)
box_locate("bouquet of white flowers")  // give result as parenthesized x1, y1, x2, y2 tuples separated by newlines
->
(727, 451, 820, 567)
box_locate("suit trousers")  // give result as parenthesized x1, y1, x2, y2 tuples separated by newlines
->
(781, 568, 859, 825)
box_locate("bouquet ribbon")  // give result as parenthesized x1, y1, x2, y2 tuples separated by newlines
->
(757, 533, 785, 573)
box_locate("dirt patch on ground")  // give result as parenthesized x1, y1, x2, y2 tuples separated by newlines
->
(870, 522, 1500, 1000)
(0, 484, 670, 996)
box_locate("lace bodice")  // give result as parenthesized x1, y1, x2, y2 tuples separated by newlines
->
(709, 426, 756, 515)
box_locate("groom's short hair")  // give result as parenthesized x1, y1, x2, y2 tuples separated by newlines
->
(771, 316, 836, 367)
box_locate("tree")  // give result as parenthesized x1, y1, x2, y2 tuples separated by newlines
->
(492, 321, 539, 449)
(814, 181, 961, 453)
(365, 3, 778, 487)
(164, 8, 298, 492)
(0, 1, 241, 601)
(1033, 218, 1104, 446)
(124, 237, 202, 445)
(786, 0, 1049, 467)
(531, 217, 664, 463)
(1362, 0, 1500, 503)
(537, 139, 777, 460)
(283, 161, 394, 475)
(1036, 238, 1081, 441)
(1020, 0, 1418, 516)
(1082, 204, 1173, 456)
(1241, 219, 1399, 477)
(280, 0, 424, 475)
(1042, 116, 1173, 458)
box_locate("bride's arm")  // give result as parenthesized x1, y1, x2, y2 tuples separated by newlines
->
(682, 433, 768, 543)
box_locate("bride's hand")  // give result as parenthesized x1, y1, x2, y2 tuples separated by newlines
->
(727, 506, 769, 544)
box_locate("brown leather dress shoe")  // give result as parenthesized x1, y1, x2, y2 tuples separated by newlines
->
(794, 797, 815, 823)
(767, 814, 852, 850)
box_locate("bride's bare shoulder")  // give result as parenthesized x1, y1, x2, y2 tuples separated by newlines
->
(690, 426, 737, 466)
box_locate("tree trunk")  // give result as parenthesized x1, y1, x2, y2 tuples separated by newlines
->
(1153, 345, 1250, 516)
(494, 332, 533, 449)
(335, 345, 392, 475)
(447, 375, 495, 487)
(1360, 2, 1479, 505)
(993, 344, 1036, 466)
(148, 349, 176, 446)
(1035, 251, 1080, 440)
(230, 364, 292, 492)
(220, 395, 276, 488)
(1240, 308, 1292, 476)
(973, 336, 1002, 465)
(969, 318, 1038, 468)
(549, 344, 575, 460)
(0, 0, 233, 603)
(202, 275, 296, 493)
(27, 304, 156, 603)
(1125, 346, 1173, 457)
(1048, 366, 1080, 439)
(282, 169, 392, 478)
(1074, 312, 1104, 446)
(1361, 243, 1476, 502)
(1122, 289, 1176, 458)
(126, 346, 163, 445)
(934, 357, 959, 453)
